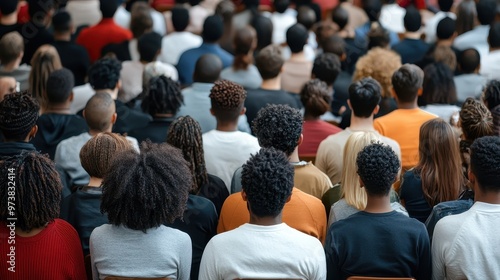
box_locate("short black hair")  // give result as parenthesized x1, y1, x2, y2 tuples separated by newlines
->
(476, 0, 496, 25)
(488, 22, 500, 49)
(286, 23, 309, 54)
(88, 58, 122, 91)
(28, 0, 54, 21)
(100, 0, 119, 18)
(321, 35, 346, 57)
(171, 6, 189, 31)
(101, 142, 192, 232)
(470, 136, 500, 192)
(0, 91, 39, 141)
(458, 48, 481, 74)
(138, 32, 162, 62)
(436, 17, 455, 40)
(297, 6, 316, 30)
(438, 0, 453, 12)
(255, 45, 284, 80)
(483, 80, 500, 110)
(193, 54, 223, 83)
(274, 0, 290, 13)
(241, 148, 294, 217)
(141, 76, 183, 116)
(368, 24, 390, 49)
(0, 0, 18, 15)
(202, 15, 224, 43)
(357, 142, 400, 196)
(331, 6, 349, 30)
(392, 64, 424, 103)
(52, 11, 72, 33)
(252, 104, 302, 156)
(312, 53, 341, 85)
(251, 15, 273, 52)
(349, 78, 382, 118)
(362, 0, 382, 22)
(209, 80, 246, 122)
(46, 68, 75, 104)
(404, 7, 421, 32)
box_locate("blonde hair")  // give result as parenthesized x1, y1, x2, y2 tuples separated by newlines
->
(29, 45, 62, 107)
(341, 131, 381, 210)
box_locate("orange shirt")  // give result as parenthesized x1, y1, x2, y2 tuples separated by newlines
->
(374, 108, 437, 169)
(217, 188, 327, 244)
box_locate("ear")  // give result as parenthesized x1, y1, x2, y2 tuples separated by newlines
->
(297, 133, 304, 146)
(82, 109, 86, 119)
(341, 53, 347, 62)
(111, 113, 117, 124)
(359, 177, 365, 188)
(372, 104, 380, 115)
(116, 80, 122, 90)
(210, 108, 215, 116)
(417, 88, 423, 97)
(68, 91, 74, 102)
(347, 99, 353, 111)
(280, 65, 284, 73)
(285, 193, 292, 203)
(18, 51, 24, 60)
(240, 107, 246, 116)
(29, 125, 38, 140)
(241, 190, 248, 201)
(390, 87, 398, 99)
(311, 73, 316, 79)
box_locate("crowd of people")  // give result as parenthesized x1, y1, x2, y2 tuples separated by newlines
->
(1, 0, 500, 279)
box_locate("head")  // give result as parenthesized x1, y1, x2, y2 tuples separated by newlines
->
(488, 22, 500, 50)
(52, 11, 73, 34)
(88, 58, 122, 91)
(422, 62, 457, 105)
(142, 61, 179, 90)
(241, 148, 294, 218)
(367, 23, 390, 49)
(301, 79, 331, 118)
(312, 53, 341, 86)
(250, 15, 273, 52)
(483, 80, 500, 110)
(101, 142, 192, 232)
(171, 6, 190, 32)
(83, 92, 116, 132)
(286, 23, 309, 54)
(458, 48, 481, 74)
(80, 132, 134, 179)
(100, 0, 120, 18)
(362, 0, 382, 22)
(215, 0, 235, 23)
(432, 45, 457, 70)
(202, 15, 224, 43)
(438, 0, 453, 12)
(476, 0, 496, 26)
(29, 45, 62, 100)
(193, 54, 223, 83)
(209, 80, 246, 123)
(255, 45, 284, 81)
(0, 32, 24, 66)
(0, 0, 18, 16)
(436, 17, 456, 40)
(167, 116, 209, 193)
(46, 68, 74, 105)
(469, 136, 500, 193)
(297, 6, 316, 30)
(252, 104, 302, 156)
(456, 0, 476, 36)
(391, 64, 424, 103)
(348, 78, 382, 118)
(138, 32, 162, 62)
(0, 152, 61, 232)
(141, 76, 183, 116)
(28, 0, 55, 25)
(404, 7, 421, 32)
(130, 3, 154, 38)
(0, 91, 39, 142)
(321, 35, 346, 59)
(0, 77, 16, 101)
(460, 98, 495, 143)
(315, 22, 338, 47)
(233, 26, 257, 71)
(332, 6, 349, 31)
(274, 0, 290, 13)
(417, 119, 464, 205)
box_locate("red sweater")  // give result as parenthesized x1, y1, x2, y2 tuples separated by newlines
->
(299, 120, 342, 155)
(0, 219, 86, 280)
(76, 18, 133, 63)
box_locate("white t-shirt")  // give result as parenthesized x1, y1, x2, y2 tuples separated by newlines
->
(199, 223, 326, 280)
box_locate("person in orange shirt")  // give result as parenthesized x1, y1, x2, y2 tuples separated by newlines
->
(374, 64, 437, 170)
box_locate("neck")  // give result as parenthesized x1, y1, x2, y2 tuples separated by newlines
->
(2, 58, 21, 72)
(290, 51, 307, 62)
(87, 177, 103, 187)
(54, 32, 72, 41)
(0, 13, 17, 25)
(397, 100, 418, 109)
(437, 39, 453, 47)
(490, 47, 500, 53)
(89, 127, 111, 136)
(216, 120, 238, 132)
(349, 115, 376, 131)
(261, 77, 281, 90)
(95, 89, 118, 100)
(404, 32, 421, 40)
(44, 103, 71, 114)
(15, 224, 47, 237)
(475, 189, 500, 204)
(303, 112, 320, 121)
(249, 212, 283, 226)
(155, 113, 174, 118)
(363, 193, 393, 213)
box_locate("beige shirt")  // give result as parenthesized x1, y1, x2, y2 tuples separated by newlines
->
(293, 162, 333, 200)
(340, 2, 368, 36)
(281, 59, 313, 94)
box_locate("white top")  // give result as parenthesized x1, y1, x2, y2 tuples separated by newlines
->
(199, 223, 326, 280)
(128, 39, 139, 62)
(453, 25, 490, 60)
(66, 0, 101, 28)
(114, 5, 167, 35)
(454, 74, 488, 102)
(203, 130, 260, 189)
(432, 202, 500, 280)
(424, 11, 456, 43)
(380, 4, 406, 34)
(421, 104, 460, 123)
(159, 32, 203, 65)
(480, 50, 500, 81)
(70, 83, 94, 114)
(270, 9, 297, 44)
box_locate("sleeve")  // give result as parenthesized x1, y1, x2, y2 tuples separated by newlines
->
(324, 230, 341, 280)
(89, 234, 100, 280)
(328, 206, 337, 228)
(315, 142, 339, 185)
(198, 240, 219, 280)
(416, 225, 432, 280)
(431, 221, 447, 280)
(178, 235, 193, 280)
(310, 241, 327, 280)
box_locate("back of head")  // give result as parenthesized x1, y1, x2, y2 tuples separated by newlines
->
(138, 32, 162, 62)
(315, 21, 337, 46)
(460, 98, 495, 142)
(483, 80, 500, 110)
(252, 104, 302, 156)
(458, 48, 480, 74)
(332, 6, 349, 31)
(52, 11, 72, 34)
(0, 151, 61, 232)
(255, 45, 284, 80)
(356, 142, 400, 196)
(100, 0, 119, 18)
(297, 6, 316, 30)
(215, 0, 235, 23)
(312, 53, 341, 86)
(125, 0, 149, 11)
(101, 141, 192, 231)
(80, 132, 133, 179)
(476, 0, 496, 25)
(29, 45, 62, 99)
(432, 45, 457, 71)
(300, 79, 331, 118)
(84, 92, 115, 131)
(241, 147, 294, 217)
(456, 0, 476, 35)
(438, 0, 453, 12)
(368, 23, 390, 49)
(391, 64, 424, 103)
(0, 32, 24, 65)
(130, 3, 154, 38)
(0, 0, 18, 15)
(436, 17, 456, 40)
(470, 136, 500, 192)
(171, 6, 190, 32)
(0, 91, 39, 141)
(202, 15, 224, 43)
(274, 0, 290, 13)
(404, 7, 422, 32)
(286, 23, 309, 54)
(233, 26, 257, 70)
(488, 22, 500, 49)
(422, 62, 457, 105)
(251, 15, 273, 52)
(88, 58, 122, 91)
(321, 35, 346, 58)
(193, 54, 223, 83)
(143, 61, 178, 89)
(349, 77, 382, 118)
(209, 80, 246, 122)
(362, 0, 382, 22)
(142, 76, 183, 116)
(28, 0, 55, 22)
(46, 68, 75, 104)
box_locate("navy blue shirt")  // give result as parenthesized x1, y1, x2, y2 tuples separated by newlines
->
(392, 38, 430, 64)
(400, 169, 433, 223)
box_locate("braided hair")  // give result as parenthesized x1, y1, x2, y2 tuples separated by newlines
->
(483, 79, 500, 110)
(300, 79, 331, 119)
(167, 116, 208, 194)
(0, 91, 40, 141)
(141, 75, 183, 117)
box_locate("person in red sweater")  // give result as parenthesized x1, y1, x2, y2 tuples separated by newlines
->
(76, 0, 133, 62)
(0, 152, 86, 280)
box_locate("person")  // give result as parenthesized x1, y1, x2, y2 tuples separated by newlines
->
(281, 23, 313, 94)
(270, 0, 297, 44)
(0, 31, 31, 91)
(66, 0, 101, 28)
(114, 0, 166, 36)
(418, 17, 459, 70)
(339, 0, 368, 37)
(29, 45, 62, 109)
(400, 119, 465, 223)
(310, 53, 344, 116)
(392, 7, 429, 64)
(55, 92, 139, 185)
(0, 76, 16, 101)
(203, 80, 260, 189)
(31, 68, 88, 159)
(374, 64, 437, 170)
(0, 0, 19, 39)
(354, 0, 399, 48)
(432, 136, 500, 279)
(379, 0, 406, 34)
(215, 0, 236, 54)
(316, 78, 401, 185)
(454, 48, 488, 104)
(455, 0, 476, 36)
(295, 6, 318, 57)
(177, 15, 234, 85)
(76, 0, 133, 62)
(424, 0, 455, 44)
(200, 148, 327, 279)
(325, 142, 431, 279)
(298, 79, 342, 155)
(0, 152, 86, 280)
(250, 14, 273, 55)
(90, 142, 192, 279)
(480, 22, 500, 80)
(482, 80, 500, 134)
(51, 11, 91, 87)
(331, 7, 364, 75)
(159, 6, 202, 65)
(61, 132, 133, 256)
(220, 26, 262, 89)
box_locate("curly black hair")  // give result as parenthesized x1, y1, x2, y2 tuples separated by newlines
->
(88, 58, 122, 91)
(252, 104, 302, 156)
(483, 80, 500, 110)
(241, 148, 294, 217)
(0, 91, 40, 141)
(356, 142, 400, 196)
(101, 141, 192, 232)
(0, 151, 62, 232)
(312, 53, 341, 86)
(209, 80, 247, 122)
(141, 76, 184, 117)
(300, 79, 331, 118)
(470, 136, 500, 192)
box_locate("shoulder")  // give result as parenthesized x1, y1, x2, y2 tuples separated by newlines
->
(291, 189, 324, 208)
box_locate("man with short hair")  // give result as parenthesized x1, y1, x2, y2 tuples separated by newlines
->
(0, 31, 31, 91)
(200, 148, 326, 280)
(455, 48, 488, 103)
(270, 0, 296, 45)
(0, 0, 19, 39)
(311, 52, 345, 119)
(114, 0, 166, 36)
(392, 7, 430, 64)
(432, 136, 500, 279)
(354, 0, 399, 48)
(424, 0, 456, 44)
(281, 23, 313, 94)
(480, 22, 500, 80)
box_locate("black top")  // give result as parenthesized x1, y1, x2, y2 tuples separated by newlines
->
(101, 40, 132, 62)
(113, 100, 152, 134)
(325, 211, 431, 280)
(52, 40, 91, 86)
(167, 194, 218, 280)
(344, 37, 366, 75)
(0, 23, 20, 39)
(332, 71, 352, 116)
(198, 174, 229, 215)
(400, 169, 433, 223)
(0, 141, 37, 158)
(128, 116, 176, 144)
(18, 22, 54, 65)
(31, 113, 88, 159)
(392, 38, 430, 65)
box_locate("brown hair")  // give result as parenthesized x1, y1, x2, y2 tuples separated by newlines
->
(300, 79, 331, 118)
(255, 44, 284, 80)
(432, 46, 457, 71)
(232, 26, 257, 71)
(0, 31, 24, 65)
(29, 45, 62, 106)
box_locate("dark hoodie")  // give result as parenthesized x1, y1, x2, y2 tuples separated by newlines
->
(0, 142, 37, 158)
(31, 113, 88, 159)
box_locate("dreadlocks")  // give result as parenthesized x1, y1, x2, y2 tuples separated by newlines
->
(141, 75, 184, 117)
(0, 91, 40, 141)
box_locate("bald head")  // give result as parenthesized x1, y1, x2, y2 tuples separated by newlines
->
(0, 77, 16, 101)
(193, 54, 223, 83)
(83, 92, 116, 132)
